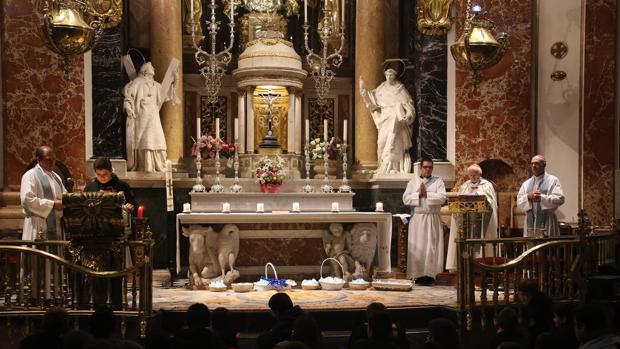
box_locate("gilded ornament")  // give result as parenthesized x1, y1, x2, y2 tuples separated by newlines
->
(417, 0, 454, 35)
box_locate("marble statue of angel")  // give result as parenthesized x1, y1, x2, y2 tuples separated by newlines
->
(217, 224, 240, 284)
(322, 223, 354, 281)
(348, 223, 378, 280)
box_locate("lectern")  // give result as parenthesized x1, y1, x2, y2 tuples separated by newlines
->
(447, 194, 488, 327)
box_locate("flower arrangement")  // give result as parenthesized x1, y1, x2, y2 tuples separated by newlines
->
(192, 135, 236, 159)
(255, 156, 286, 185)
(310, 137, 344, 160)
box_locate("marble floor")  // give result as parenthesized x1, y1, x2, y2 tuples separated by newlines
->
(152, 280, 460, 312)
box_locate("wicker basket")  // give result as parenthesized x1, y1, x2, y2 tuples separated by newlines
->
(208, 284, 228, 292)
(319, 258, 346, 291)
(301, 280, 321, 290)
(372, 278, 413, 291)
(254, 262, 290, 291)
(231, 282, 253, 293)
(349, 280, 371, 290)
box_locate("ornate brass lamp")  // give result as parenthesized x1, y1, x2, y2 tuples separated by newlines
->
(450, 2, 508, 92)
(37, 0, 123, 74)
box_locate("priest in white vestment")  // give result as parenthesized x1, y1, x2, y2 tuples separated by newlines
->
(516, 155, 565, 237)
(20, 146, 66, 299)
(402, 159, 447, 280)
(446, 164, 498, 271)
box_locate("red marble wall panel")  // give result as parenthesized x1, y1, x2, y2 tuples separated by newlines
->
(454, 0, 533, 191)
(236, 239, 325, 266)
(2, 1, 85, 186)
(583, 0, 615, 225)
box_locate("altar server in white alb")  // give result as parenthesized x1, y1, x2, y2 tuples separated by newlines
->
(516, 155, 565, 237)
(445, 164, 498, 271)
(402, 159, 447, 281)
(21, 146, 66, 241)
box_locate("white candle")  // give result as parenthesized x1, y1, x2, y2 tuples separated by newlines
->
(305, 119, 310, 142)
(183, 203, 191, 212)
(304, 0, 307, 24)
(230, 0, 234, 17)
(257, 203, 264, 213)
(216, 118, 220, 139)
(222, 202, 230, 212)
(166, 160, 172, 173)
(323, 119, 328, 141)
(324, 0, 328, 13)
(196, 117, 201, 141)
(234, 117, 239, 140)
(343, 119, 347, 142)
(375, 202, 384, 212)
(190, 0, 194, 20)
(341, 0, 345, 29)
(292, 202, 300, 212)
(331, 202, 339, 212)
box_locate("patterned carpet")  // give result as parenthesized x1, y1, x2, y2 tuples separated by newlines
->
(153, 283, 458, 312)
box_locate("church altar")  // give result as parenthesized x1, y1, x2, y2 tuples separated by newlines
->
(175, 211, 392, 279)
(189, 191, 355, 212)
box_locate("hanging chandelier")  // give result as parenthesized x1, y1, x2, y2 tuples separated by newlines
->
(37, 0, 122, 75)
(303, 0, 346, 103)
(450, 1, 508, 92)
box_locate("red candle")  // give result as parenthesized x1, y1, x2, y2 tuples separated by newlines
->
(137, 206, 144, 218)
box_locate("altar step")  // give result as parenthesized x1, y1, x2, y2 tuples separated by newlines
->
(0, 191, 23, 231)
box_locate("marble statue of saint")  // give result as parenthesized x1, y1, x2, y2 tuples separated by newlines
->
(359, 68, 416, 174)
(123, 61, 179, 172)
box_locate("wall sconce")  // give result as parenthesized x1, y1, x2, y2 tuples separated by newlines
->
(37, 0, 123, 75)
(450, 2, 508, 92)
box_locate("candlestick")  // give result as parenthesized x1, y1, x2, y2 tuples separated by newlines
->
(302, 140, 314, 193)
(320, 139, 333, 193)
(183, 203, 191, 212)
(229, 135, 242, 192)
(323, 119, 328, 141)
(292, 202, 300, 212)
(222, 202, 230, 213)
(338, 143, 351, 193)
(256, 203, 264, 213)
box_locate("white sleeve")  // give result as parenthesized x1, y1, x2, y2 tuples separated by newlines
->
(20, 171, 54, 218)
(516, 181, 532, 211)
(402, 179, 420, 207)
(426, 179, 447, 206)
(540, 178, 565, 210)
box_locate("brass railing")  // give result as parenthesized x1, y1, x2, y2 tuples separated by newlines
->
(456, 212, 619, 331)
(0, 235, 154, 342)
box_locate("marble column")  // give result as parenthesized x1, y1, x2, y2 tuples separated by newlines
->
(91, 27, 125, 158)
(409, 3, 447, 161)
(287, 88, 296, 153)
(237, 91, 246, 153)
(354, 1, 384, 172)
(294, 93, 303, 153)
(246, 87, 255, 153)
(151, 0, 184, 165)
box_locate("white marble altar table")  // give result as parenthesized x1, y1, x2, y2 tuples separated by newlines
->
(176, 212, 392, 275)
